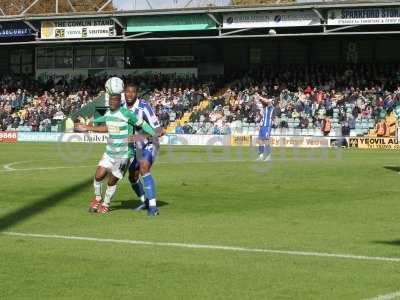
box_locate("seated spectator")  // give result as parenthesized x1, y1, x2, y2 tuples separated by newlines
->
(175, 122, 184, 134)
(322, 117, 332, 136)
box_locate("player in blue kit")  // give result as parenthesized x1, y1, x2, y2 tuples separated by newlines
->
(255, 93, 274, 161)
(124, 84, 163, 216)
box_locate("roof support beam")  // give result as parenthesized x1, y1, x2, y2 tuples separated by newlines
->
(0, 7, 5, 16)
(111, 17, 123, 28)
(325, 25, 359, 33)
(23, 20, 38, 32)
(98, 0, 112, 12)
(21, 0, 41, 15)
(145, 0, 153, 10)
(221, 27, 252, 36)
(125, 32, 151, 39)
(312, 8, 324, 22)
(207, 13, 220, 26)
(184, 0, 194, 8)
(66, 0, 76, 12)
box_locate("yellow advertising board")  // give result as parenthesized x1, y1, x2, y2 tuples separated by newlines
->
(231, 135, 252, 146)
(348, 137, 400, 150)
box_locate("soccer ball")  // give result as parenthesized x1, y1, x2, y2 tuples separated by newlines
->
(105, 77, 124, 95)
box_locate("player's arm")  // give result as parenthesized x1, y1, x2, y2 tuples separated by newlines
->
(75, 116, 108, 133)
(155, 127, 165, 137)
(123, 109, 156, 137)
(75, 123, 108, 133)
(137, 120, 156, 137)
(255, 93, 270, 106)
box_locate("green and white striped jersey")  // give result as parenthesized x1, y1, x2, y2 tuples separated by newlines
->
(94, 107, 155, 159)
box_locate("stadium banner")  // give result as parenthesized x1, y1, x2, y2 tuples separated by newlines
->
(250, 136, 331, 148)
(223, 11, 321, 29)
(0, 131, 17, 142)
(60, 133, 108, 143)
(41, 18, 116, 39)
(159, 135, 169, 145)
(90, 68, 198, 78)
(167, 134, 229, 146)
(327, 8, 400, 25)
(16, 132, 336, 148)
(270, 136, 330, 148)
(36, 69, 89, 81)
(126, 14, 216, 32)
(18, 132, 62, 142)
(348, 137, 400, 150)
(36, 67, 198, 80)
(231, 135, 252, 146)
(0, 22, 33, 38)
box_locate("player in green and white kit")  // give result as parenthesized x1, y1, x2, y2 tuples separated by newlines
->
(76, 94, 156, 213)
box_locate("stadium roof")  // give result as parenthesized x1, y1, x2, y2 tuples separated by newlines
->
(1, 0, 400, 44)
(1, 0, 400, 20)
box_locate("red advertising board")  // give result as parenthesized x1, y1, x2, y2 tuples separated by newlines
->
(0, 131, 17, 142)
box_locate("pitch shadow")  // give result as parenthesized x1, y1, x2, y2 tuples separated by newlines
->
(0, 178, 92, 232)
(372, 240, 400, 247)
(111, 199, 169, 211)
(383, 166, 400, 173)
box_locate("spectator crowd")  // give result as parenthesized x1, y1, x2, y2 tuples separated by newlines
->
(0, 74, 110, 131)
(184, 63, 400, 136)
(1, 64, 400, 136)
(0, 73, 217, 131)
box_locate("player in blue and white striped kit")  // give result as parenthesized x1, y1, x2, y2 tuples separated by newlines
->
(125, 84, 163, 216)
(256, 93, 274, 161)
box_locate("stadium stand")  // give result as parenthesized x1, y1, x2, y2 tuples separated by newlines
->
(166, 63, 400, 137)
(0, 73, 218, 132)
(1, 63, 399, 137)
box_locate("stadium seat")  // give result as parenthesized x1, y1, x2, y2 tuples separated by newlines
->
(314, 129, 323, 136)
(293, 129, 301, 136)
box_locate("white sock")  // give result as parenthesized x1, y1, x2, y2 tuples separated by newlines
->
(93, 179, 102, 200)
(103, 185, 117, 206)
(149, 198, 156, 207)
(135, 179, 146, 203)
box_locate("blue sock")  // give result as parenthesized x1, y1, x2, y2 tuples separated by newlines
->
(265, 144, 272, 156)
(131, 179, 145, 201)
(259, 144, 265, 155)
(143, 173, 157, 207)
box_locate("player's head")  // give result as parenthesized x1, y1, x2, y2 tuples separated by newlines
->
(125, 84, 138, 106)
(109, 94, 121, 111)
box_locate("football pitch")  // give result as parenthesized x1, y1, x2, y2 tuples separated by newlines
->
(1, 142, 400, 299)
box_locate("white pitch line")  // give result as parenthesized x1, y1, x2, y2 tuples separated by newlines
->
(3, 231, 400, 263)
(365, 291, 400, 300)
(1, 159, 253, 172)
(3, 161, 32, 171)
(3, 155, 384, 173)
(1, 165, 94, 172)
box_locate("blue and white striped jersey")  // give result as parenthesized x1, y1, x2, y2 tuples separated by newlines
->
(127, 98, 160, 148)
(262, 106, 274, 128)
(132, 99, 160, 130)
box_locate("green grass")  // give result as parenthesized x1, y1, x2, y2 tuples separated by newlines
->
(1, 143, 400, 299)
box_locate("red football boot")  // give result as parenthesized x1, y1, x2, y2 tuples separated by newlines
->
(97, 203, 110, 214)
(89, 197, 101, 213)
